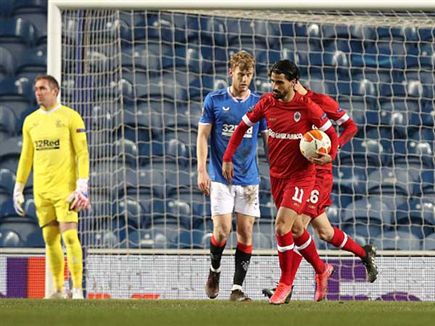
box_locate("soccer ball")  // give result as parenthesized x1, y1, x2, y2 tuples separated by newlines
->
(299, 129, 331, 160)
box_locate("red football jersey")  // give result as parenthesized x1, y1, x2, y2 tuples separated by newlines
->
(243, 92, 332, 179)
(307, 91, 349, 126)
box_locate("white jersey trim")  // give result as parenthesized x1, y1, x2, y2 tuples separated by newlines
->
(38, 103, 62, 115)
(227, 87, 251, 103)
(319, 119, 333, 132)
(335, 113, 350, 126)
(242, 115, 255, 127)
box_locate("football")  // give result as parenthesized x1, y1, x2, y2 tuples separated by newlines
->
(299, 129, 331, 160)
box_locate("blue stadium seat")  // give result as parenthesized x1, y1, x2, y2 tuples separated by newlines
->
(418, 43, 435, 68)
(146, 14, 177, 43)
(122, 42, 173, 73)
(0, 1, 13, 17)
(333, 165, 369, 194)
(0, 46, 15, 80)
(395, 199, 435, 239)
(342, 197, 392, 236)
(422, 232, 435, 250)
(0, 169, 15, 207)
(13, 0, 47, 13)
(113, 139, 138, 168)
(12, 11, 47, 45)
(14, 45, 46, 76)
(0, 217, 39, 244)
(175, 44, 212, 74)
(0, 229, 24, 247)
(158, 11, 200, 44)
(25, 228, 44, 247)
(163, 138, 190, 168)
(113, 198, 144, 229)
(176, 192, 209, 227)
(150, 223, 179, 249)
(0, 104, 17, 143)
(199, 17, 227, 46)
(165, 164, 193, 195)
(374, 230, 421, 250)
(136, 166, 166, 198)
(0, 136, 22, 172)
(166, 199, 192, 229)
(23, 198, 38, 223)
(367, 167, 419, 197)
(339, 138, 385, 167)
(0, 77, 34, 120)
(0, 17, 36, 53)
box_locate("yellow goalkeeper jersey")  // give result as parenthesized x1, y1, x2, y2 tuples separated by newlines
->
(16, 104, 89, 196)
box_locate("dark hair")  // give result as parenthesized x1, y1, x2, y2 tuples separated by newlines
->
(34, 74, 60, 91)
(268, 60, 300, 81)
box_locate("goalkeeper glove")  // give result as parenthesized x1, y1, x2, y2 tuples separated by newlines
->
(13, 182, 25, 216)
(67, 178, 90, 212)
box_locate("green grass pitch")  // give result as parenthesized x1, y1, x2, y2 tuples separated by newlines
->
(0, 300, 434, 326)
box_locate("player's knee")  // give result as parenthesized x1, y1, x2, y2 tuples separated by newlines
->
(317, 227, 333, 242)
(274, 219, 289, 236)
(42, 226, 60, 246)
(213, 226, 231, 242)
(61, 229, 80, 247)
(291, 224, 305, 238)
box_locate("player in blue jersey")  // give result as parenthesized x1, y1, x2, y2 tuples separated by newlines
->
(197, 51, 268, 301)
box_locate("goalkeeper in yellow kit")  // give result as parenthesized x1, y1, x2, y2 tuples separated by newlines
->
(13, 75, 90, 299)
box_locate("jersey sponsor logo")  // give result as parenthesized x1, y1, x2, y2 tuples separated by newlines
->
(294, 112, 301, 122)
(222, 106, 231, 111)
(222, 124, 253, 138)
(268, 128, 302, 140)
(34, 139, 60, 151)
(56, 120, 66, 128)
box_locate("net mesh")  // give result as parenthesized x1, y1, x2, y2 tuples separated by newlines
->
(59, 8, 435, 299)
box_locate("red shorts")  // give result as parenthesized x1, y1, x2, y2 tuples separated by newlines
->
(270, 175, 316, 214)
(302, 168, 333, 219)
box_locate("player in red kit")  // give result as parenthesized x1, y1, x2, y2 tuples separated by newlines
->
(222, 60, 339, 304)
(263, 82, 378, 302)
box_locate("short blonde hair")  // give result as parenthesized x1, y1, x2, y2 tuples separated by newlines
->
(230, 50, 256, 71)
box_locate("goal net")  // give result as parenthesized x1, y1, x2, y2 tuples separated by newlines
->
(49, 1, 435, 300)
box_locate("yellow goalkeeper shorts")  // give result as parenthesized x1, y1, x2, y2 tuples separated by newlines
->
(34, 191, 79, 227)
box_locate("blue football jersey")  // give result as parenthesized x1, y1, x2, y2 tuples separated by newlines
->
(199, 88, 267, 185)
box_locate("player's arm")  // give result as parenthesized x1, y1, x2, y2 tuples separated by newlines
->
(196, 123, 212, 196)
(69, 111, 90, 211)
(337, 117, 358, 148)
(14, 119, 34, 216)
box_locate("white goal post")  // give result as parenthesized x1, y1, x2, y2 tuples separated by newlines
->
(45, 0, 435, 300)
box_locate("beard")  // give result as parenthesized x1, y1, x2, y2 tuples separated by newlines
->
(272, 90, 285, 99)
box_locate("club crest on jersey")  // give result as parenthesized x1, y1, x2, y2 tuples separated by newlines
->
(294, 112, 301, 122)
(222, 106, 230, 111)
